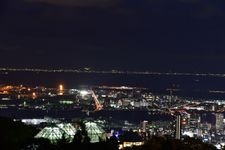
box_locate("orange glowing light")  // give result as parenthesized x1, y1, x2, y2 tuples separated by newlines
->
(59, 84, 64, 91)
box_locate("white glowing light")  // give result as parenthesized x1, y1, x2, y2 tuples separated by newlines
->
(80, 90, 89, 96)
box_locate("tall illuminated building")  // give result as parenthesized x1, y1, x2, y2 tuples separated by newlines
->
(141, 120, 148, 133)
(215, 113, 224, 131)
(175, 114, 181, 140)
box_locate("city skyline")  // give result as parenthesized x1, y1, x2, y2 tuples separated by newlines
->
(1, 1, 225, 149)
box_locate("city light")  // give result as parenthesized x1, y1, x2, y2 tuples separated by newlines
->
(1, 83, 225, 148)
(32, 92, 36, 99)
(58, 84, 64, 95)
(59, 84, 64, 91)
(80, 90, 89, 96)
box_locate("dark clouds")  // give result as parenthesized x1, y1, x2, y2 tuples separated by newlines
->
(0, 0, 8, 15)
(0, 0, 225, 72)
(23, 0, 225, 17)
(24, 0, 119, 7)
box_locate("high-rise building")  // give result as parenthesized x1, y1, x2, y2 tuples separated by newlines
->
(175, 115, 181, 140)
(188, 115, 200, 129)
(215, 113, 224, 130)
(140, 120, 148, 132)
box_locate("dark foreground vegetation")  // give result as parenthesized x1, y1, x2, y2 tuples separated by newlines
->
(0, 117, 219, 150)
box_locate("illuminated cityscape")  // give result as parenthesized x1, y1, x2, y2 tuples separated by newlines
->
(0, 81, 225, 149)
(1, 0, 225, 150)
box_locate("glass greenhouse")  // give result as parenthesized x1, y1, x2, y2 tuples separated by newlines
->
(35, 121, 106, 144)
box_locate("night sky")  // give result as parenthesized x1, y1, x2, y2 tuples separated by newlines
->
(1, 0, 225, 72)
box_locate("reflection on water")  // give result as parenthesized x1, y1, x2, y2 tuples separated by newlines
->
(1, 71, 225, 99)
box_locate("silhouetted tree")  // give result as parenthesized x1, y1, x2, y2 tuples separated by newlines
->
(107, 135, 119, 150)
(73, 130, 82, 144)
(58, 132, 69, 148)
(72, 121, 90, 145)
(0, 117, 38, 149)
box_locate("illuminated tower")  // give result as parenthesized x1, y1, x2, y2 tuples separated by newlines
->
(175, 114, 181, 140)
(58, 84, 64, 95)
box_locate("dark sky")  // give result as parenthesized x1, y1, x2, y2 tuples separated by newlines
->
(0, 0, 225, 72)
